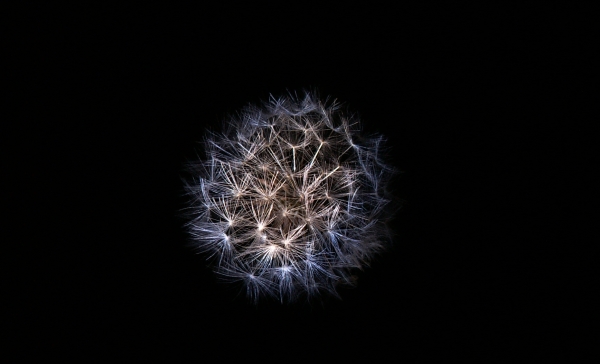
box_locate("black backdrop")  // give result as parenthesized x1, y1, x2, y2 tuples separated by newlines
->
(11, 3, 584, 361)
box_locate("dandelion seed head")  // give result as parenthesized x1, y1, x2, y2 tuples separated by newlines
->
(184, 90, 396, 303)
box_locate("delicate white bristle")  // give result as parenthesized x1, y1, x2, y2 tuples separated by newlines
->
(184, 91, 395, 302)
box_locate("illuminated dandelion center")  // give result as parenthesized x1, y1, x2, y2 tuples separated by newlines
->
(184, 92, 395, 302)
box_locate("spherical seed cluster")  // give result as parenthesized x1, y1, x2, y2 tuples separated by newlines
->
(184, 92, 394, 302)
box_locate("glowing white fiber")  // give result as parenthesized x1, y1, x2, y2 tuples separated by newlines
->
(184, 91, 395, 302)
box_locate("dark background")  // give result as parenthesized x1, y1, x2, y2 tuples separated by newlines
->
(11, 3, 587, 361)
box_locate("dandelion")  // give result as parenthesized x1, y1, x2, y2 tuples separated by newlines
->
(183, 91, 396, 302)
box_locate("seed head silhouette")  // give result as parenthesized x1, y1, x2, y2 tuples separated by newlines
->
(184, 91, 396, 302)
